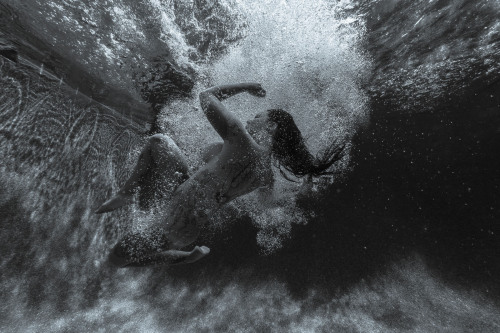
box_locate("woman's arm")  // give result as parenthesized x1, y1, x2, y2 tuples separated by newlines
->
(202, 83, 266, 100)
(199, 83, 266, 141)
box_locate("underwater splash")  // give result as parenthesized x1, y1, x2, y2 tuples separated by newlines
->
(1, 0, 500, 331)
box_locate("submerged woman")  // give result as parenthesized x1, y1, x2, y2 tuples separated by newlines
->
(96, 83, 343, 267)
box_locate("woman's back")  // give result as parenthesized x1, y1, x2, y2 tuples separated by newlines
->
(165, 138, 273, 248)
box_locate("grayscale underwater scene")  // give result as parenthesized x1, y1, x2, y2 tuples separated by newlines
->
(1, 0, 499, 332)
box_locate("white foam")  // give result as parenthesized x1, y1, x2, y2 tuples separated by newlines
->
(160, 0, 370, 251)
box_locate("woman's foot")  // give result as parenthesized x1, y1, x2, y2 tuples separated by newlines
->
(95, 193, 133, 214)
(184, 246, 211, 264)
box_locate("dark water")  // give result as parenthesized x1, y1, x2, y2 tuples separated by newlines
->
(1, 0, 500, 332)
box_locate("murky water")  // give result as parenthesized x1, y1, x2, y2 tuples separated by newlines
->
(1, 0, 500, 332)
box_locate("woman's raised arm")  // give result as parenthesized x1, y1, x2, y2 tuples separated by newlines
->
(199, 83, 266, 141)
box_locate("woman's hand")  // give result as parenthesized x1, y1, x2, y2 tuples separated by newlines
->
(248, 84, 266, 97)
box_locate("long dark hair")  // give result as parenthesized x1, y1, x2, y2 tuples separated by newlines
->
(267, 109, 344, 180)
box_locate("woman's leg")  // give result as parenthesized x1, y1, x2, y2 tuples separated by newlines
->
(108, 226, 210, 267)
(114, 246, 211, 267)
(95, 134, 190, 214)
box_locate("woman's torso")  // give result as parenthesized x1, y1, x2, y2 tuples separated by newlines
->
(165, 140, 273, 247)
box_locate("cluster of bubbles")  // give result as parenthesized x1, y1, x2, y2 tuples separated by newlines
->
(3, 0, 245, 93)
(364, 0, 500, 111)
(159, 0, 371, 252)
